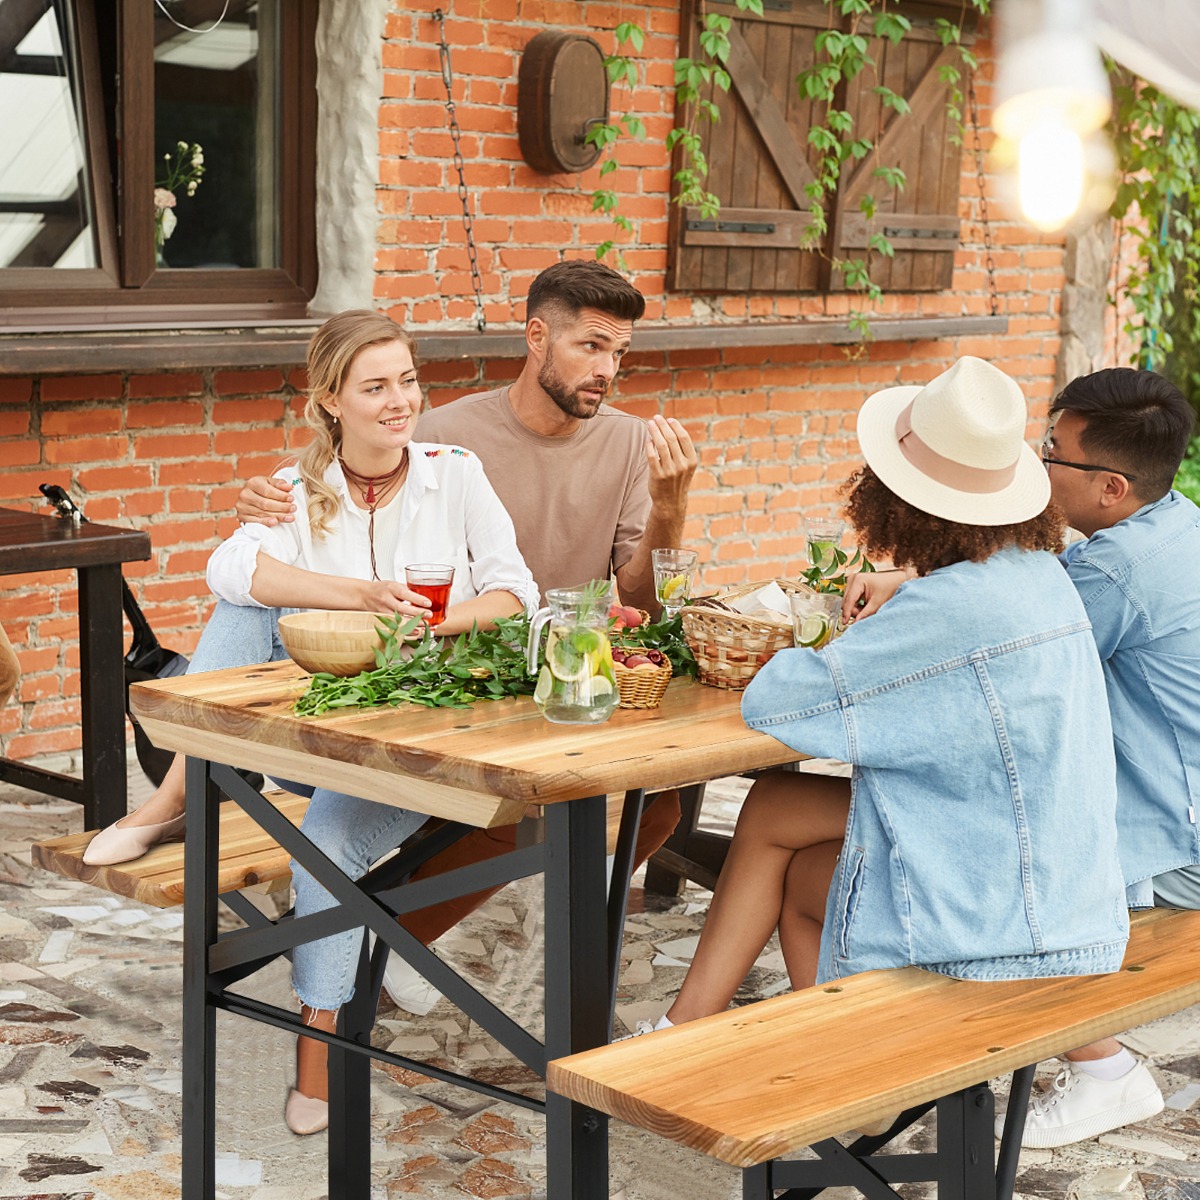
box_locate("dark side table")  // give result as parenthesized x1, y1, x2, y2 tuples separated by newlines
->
(0, 507, 150, 827)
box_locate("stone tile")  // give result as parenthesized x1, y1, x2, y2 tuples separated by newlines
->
(1139, 1176, 1200, 1200)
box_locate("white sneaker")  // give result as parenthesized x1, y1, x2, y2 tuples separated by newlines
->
(615, 1015, 672, 1041)
(381, 952, 443, 1017)
(995, 1060, 1163, 1148)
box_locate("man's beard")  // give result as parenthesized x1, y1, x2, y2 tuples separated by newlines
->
(538, 348, 608, 420)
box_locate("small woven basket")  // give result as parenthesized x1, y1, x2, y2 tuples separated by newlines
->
(682, 579, 820, 691)
(614, 660, 673, 709)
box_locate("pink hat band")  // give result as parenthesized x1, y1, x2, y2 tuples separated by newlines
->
(895, 400, 1019, 496)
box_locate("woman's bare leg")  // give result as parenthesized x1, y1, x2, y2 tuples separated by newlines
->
(296, 1006, 336, 1100)
(120, 753, 187, 826)
(666, 772, 850, 1025)
(778, 840, 843, 990)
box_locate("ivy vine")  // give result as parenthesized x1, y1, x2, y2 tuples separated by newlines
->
(588, 0, 765, 264)
(1107, 66, 1200, 381)
(589, 0, 987, 336)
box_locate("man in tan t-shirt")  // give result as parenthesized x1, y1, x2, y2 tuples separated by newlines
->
(236, 260, 697, 1007)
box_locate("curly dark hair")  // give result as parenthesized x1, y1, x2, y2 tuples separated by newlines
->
(842, 466, 1066, 576)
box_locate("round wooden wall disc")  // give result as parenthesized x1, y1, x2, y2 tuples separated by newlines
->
(518, 31, 609, 175)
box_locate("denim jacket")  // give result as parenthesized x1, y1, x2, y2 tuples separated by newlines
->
(1062, 490, 1200, 906)
(742, 548, 1129, 984)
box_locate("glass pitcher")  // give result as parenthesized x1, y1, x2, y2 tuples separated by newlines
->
(526, 584, 619, 725)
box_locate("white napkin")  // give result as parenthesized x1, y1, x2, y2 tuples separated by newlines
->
(726, 582, 793, 624)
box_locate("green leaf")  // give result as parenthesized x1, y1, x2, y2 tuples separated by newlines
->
(615, 21, 645, 52)
(873, 165, 907, 190)
(868, 232, 895, 258)
(873, 12, 911, 44)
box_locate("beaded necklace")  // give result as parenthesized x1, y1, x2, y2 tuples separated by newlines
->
(339, 452, 409, 581)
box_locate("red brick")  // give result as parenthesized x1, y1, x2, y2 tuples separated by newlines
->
(213, 370, 286, 396)
(0, 410, 30, 437)
(0, 378, 33, 404)
(77, 465, 154, 493)
(41, 407, 123, 436)
(134, 433, 211, 460)
(126, 400, 205, 429)
(40, 375, 124, 403)
(158, 461, 234, 487)
(7, 730, 81, 758)
(127, 372, 206, 398)
(44, 436, 127, 464)
(212, 399, 286, 426)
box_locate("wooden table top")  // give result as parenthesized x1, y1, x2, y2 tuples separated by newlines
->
(131, 660, 803, 828)
(0, 507, 150, 573)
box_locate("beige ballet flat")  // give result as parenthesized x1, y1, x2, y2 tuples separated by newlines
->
(81, 813, 187, 866)
(285, 1088, 329, 1135)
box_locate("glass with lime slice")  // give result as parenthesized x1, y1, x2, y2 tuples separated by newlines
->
(804, 518, 845, 573)
(789, 589, 842, 651)
(652, 548, 699, 617)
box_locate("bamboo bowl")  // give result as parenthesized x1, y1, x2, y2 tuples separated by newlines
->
(277, 611, 390, 677)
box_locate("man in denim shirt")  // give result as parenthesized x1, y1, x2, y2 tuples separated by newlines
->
(1008, 368, 1199, 1146)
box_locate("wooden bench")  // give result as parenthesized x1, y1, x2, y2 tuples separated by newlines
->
(30, 791, 633, 908)
(30, 790, 312, 907)
(549, 907, 1200, 1200)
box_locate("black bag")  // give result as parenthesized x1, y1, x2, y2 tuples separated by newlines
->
(40, 484, 187, 786)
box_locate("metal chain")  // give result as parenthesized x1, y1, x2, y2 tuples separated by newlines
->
(966, 70, 1000, 319)
(434, 9, 487, 332)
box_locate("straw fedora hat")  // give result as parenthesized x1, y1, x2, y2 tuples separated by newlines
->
(856, 356, 1050, 526)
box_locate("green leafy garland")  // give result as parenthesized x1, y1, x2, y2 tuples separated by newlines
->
(294, 613, 536, 715)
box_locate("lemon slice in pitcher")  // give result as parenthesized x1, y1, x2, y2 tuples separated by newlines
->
(546, 628, 602, 683)
(534, 665, 554, 705)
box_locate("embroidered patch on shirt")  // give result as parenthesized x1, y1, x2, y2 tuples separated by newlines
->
(424, 448, 471, 458)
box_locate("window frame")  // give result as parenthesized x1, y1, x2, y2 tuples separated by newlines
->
(0, 0, 318, 326)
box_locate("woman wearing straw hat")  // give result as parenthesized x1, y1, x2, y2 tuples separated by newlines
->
(640, 357, 1129, 1035)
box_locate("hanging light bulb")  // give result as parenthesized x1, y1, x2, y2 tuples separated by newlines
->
(1016, 122, 1085, 230)
(993, 0, 1117, 231)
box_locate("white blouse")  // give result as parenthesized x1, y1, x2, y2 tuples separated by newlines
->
(206, 443, 538, 613)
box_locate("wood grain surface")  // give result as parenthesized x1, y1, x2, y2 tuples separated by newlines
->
(130, 662, 804, 827)
(547, 908, 1200, 1167)
(31, 791, 310, 908)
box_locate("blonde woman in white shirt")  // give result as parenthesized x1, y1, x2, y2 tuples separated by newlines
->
(83, 310, 535, 1133)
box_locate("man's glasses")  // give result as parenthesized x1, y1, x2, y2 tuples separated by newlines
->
(1040, 435, 1137, 482)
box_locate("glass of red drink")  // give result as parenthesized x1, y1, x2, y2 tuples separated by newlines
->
(404, 563, 455, 626)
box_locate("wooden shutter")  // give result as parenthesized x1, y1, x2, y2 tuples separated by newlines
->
(667, 0, 974, 294)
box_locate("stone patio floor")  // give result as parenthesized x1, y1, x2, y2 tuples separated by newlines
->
(1, 752, 1198, 1199)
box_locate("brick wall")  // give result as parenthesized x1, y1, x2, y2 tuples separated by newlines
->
(3, 2, 1113, 762)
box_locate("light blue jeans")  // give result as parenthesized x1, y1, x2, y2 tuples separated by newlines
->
(190, 601, 426, 1012)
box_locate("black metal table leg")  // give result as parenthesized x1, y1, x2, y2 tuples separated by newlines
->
(996, 1064, 1034, 1200)
(77, 562, 127, 828)
(329, 939, 374, 1199)
(544, 795, 610, 1200)
(938, 1084, 997, 1200)
(607, 789, 645, 1026)
(182, 757, 221, 1200)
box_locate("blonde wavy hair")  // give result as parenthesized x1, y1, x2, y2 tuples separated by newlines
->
(297, 310, 417, 539)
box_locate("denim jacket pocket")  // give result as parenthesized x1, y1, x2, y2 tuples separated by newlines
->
(837, 847, 867, 961)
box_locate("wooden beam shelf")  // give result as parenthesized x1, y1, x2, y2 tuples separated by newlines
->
(0, 315, 1007, 377)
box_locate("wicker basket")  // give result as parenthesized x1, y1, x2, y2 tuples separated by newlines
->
(681, 579, 819, 691)
(614, 660, 673, 708)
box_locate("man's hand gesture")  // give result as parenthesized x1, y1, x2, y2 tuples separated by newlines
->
(646, 415, 697, 516)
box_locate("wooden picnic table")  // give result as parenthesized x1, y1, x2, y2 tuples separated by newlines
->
(0, 506, 150, 826)
(131, 661, 805, 1200)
